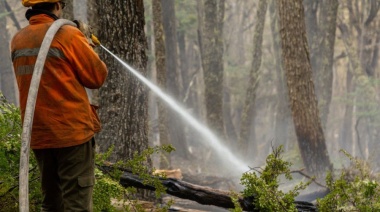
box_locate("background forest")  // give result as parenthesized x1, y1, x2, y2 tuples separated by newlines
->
(1, 0, 380, 210)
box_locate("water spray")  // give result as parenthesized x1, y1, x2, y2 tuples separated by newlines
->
(100, 45, 249, 174)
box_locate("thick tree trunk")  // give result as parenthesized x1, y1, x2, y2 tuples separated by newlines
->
(238, 0, 267, 157)
(161, 0, 189, 159)
(202, 0, 226, 140)
(278, 0, 332, 178)
(95, 0, 149, 162)
(152, 0, 170, 168)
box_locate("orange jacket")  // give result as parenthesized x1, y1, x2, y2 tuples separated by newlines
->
(11, 14, 108, 149)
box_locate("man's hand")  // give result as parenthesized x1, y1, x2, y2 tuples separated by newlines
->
(73, 20, 100, 47)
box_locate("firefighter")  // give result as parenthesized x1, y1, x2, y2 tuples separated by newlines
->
(11, 0, 108, 211)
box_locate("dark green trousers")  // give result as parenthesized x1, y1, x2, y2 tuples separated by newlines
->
(33, 138, 95, 212)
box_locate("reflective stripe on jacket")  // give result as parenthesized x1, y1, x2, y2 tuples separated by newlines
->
(11, 14, 108, 149)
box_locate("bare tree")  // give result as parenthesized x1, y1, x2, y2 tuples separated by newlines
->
(238, 0, 268, 158)
(278, 0, 332, 178)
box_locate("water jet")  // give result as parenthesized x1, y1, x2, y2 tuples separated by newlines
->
(101, 45, 249, 174)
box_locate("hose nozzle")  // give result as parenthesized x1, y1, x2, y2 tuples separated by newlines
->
(91, 34, 101, 46)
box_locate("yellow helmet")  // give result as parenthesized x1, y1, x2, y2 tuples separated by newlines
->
(22, 0, 60, 7)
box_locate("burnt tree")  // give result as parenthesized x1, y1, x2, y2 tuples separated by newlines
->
(278, 0, 332, 178)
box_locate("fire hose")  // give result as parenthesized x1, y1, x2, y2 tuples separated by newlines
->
(18, 19, 98, 212)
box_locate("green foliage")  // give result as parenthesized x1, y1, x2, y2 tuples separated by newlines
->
(93, 168, 125, 212)
(239, 145, 311, 212)
(317, 150, 380, 212)
(124, 145, 175, 199)
(229, 192, 243, 212)
(0, 92, 42, 211)
(94, 145, 175, 211)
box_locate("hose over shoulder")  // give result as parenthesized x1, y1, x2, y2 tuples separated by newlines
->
(19, 19, 76, 212)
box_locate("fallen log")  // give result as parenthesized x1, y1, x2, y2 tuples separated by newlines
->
(117, 170, 318, 212)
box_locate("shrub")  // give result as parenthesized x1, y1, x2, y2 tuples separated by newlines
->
(0, 92, 42, 211)
(237, 145, 310, 212)
(317, 150, 380, 211)
(94, 145, 175, 211)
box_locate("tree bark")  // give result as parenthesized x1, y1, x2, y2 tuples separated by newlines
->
(238, 0, 267, 157)
(95, 0, 149, 163)
(278, 0, 332, 178)
(152, 0, 170, 168)
(202, 0, 226, 141)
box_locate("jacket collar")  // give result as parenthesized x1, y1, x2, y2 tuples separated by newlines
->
(25, 9, 59, 23)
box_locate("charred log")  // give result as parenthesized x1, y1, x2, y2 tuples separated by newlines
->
(109, 168, 317, 212)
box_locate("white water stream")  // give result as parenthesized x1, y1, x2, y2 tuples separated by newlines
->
(101, 45, 249, 174)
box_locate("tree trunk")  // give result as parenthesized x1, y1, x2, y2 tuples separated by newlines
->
(152, 0, 170, 168)
(202, 0, 226, 141)
(278, 0, 332, 178)
(95, 0, 149, 163)
(161, 0, 189, 159)
(0, 0, 17, 104)
(238, 0, 267, 157)
(316, 0, 338, 128)
(269, 0, 291, 148)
